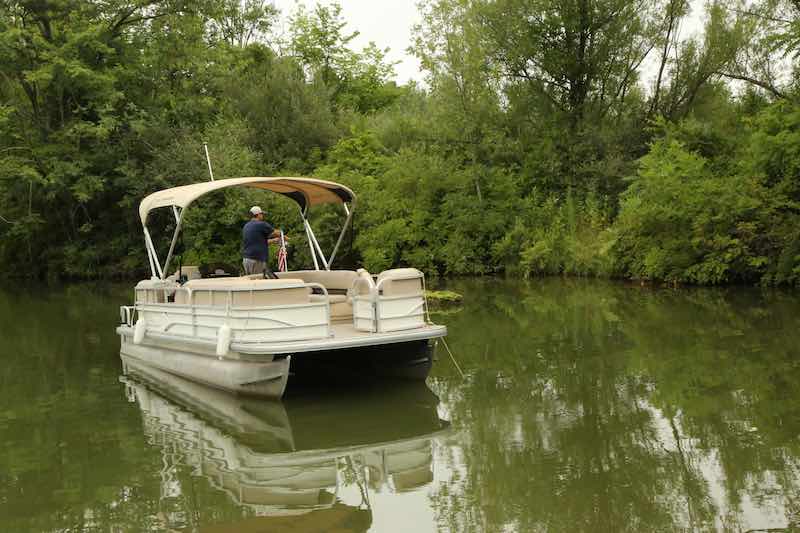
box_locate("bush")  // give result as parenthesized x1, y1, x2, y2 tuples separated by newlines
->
(492, 188, 615, 277)
(612, 139, 767, 284)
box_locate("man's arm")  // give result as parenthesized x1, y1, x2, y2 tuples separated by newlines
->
(267, 226, 283, 244)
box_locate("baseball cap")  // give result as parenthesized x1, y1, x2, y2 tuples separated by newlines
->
(250, 206, 263, 215)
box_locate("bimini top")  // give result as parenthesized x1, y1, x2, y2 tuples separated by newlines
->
(139, 177, 356, 224)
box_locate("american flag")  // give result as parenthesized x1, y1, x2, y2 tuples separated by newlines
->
(277, 230, 288, 272)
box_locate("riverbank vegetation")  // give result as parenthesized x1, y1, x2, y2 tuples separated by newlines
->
(1, 0, 799, 285)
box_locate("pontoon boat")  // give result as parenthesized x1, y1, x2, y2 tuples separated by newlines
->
(116, 177, 447, 398)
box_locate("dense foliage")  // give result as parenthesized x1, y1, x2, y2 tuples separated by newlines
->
(1, 0, 799, 285)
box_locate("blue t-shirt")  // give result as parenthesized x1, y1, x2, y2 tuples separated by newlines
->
(242, 220, 274, 262)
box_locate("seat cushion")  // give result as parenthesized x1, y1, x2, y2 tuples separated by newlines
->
(377, 268, 423, 296)
(309, 294, 348, 304)
(277, 270, 358, 291)
(376, 268, 422, 282)
(309, 294, 352, 320)
(184, 277, 306, 290)
(181, 278, 310, 306)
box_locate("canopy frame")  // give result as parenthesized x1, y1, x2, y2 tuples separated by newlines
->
(139, 177, 356, 279)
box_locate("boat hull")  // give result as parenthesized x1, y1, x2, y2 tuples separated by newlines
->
(118, 327, 440, 398)
(287, 340, 435, 385)
(119, 334, 290, 398)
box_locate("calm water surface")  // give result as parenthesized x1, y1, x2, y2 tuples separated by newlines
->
(1, 278, 799, 532)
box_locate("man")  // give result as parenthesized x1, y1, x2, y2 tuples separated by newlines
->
(242, 206, 283, 277)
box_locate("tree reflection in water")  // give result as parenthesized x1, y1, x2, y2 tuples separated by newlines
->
(1, 280, 799, 532)
(428, 278, 800, 532)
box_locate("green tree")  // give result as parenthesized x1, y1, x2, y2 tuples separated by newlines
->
(289, 2, 401, 113)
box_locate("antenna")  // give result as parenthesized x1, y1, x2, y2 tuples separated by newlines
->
(203, 142, 215, 181)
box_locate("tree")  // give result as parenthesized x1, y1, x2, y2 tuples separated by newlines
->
(651, 1, 747, 119)
(476, 0, 656, 127)
(289, 2, 400, 113)
(714, 0, 800, 101)
(412, 0, 505, 202)
(208, 0, 278, 48)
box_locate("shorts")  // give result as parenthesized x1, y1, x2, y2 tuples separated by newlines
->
(242, 258, 266, 275)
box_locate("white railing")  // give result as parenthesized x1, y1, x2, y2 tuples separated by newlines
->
(120, 306, 136, 327)
(352, 270, 427, 333)
(131, 282, 332, 355)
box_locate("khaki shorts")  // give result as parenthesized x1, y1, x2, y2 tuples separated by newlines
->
(242, 258, 266, 275)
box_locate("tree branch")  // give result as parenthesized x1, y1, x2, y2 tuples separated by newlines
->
(109, 1, 173, 37)
(716, 71, 790, 100)
(724, 6, 792, 25)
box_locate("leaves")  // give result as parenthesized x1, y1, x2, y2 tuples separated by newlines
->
(0, 0, 799, 285)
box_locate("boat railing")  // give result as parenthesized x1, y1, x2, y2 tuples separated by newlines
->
(120, 305, 136, 327)
(352, 269, 428, 333)
(130, 280, 333, 353)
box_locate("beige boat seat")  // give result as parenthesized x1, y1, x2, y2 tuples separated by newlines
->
(310, 294, 348, 304)
(278, 270, 359, 321)
(168, 265, 201, 281)
(181, 277, 305, 289)
(377, 268, 424, 296)
(177, 278, 309, 306)
(352, 268, 426, 332)
(276, 270, 358, 292)
(135, 279, 180, 304)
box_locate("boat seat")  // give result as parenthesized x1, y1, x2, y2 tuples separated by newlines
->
(176, 278, 310, 306)
(183, 278, 305, 290)
(276, 270, 358, 291)
(168, 265, 201, 282)
(310, 294, 348, 304)
(134, 279, 180, 304)
(277, 271, 358, 321)
(377, 268, 424, 296)
(310, 293, 352, 321)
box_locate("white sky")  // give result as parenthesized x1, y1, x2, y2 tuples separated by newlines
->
(272, 0, 708, 88)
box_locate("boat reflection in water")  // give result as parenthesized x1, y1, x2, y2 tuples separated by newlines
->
(120, 355, 451, 532)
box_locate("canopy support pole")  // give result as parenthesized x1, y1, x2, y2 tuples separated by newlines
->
(161, 208, 184, 279)
(326, 203, 353, 267)
(143, 227, 164, 279)
(302, 217, 324, 270)
(144, 232, 156, 278)
(300, 209, 320, 270)
(203, 143, 215, 181)
(306, 221, 330, 271)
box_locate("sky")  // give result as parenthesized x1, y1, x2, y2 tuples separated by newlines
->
(271, 0, 708, 88)
(272, 0, 426, 84)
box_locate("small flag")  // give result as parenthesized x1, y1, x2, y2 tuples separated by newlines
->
(277, 230, 288, 272)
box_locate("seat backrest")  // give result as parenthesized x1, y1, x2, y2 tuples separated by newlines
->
(276, 270, 358, 291)
(349, 269, 374, 297)
(171, 265, 201, 281)
(178, 278, 310, 306)
(377, 268, 423, 296)
(135, 279, 179, 304)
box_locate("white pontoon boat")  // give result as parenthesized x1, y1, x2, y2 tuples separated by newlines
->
(116, 177, 447, 398)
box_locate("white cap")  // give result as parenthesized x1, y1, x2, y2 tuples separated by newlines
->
(249, 205, 263, 215)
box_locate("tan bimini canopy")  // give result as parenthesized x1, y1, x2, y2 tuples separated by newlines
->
(139, 177, 356, 224)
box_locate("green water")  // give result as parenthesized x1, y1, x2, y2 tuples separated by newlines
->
(1, 279, 799, 532)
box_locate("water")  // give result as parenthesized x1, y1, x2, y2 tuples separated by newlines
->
(1, 278, 799, 532)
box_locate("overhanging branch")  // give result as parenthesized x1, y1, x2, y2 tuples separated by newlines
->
(716, 71, 791, 100)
